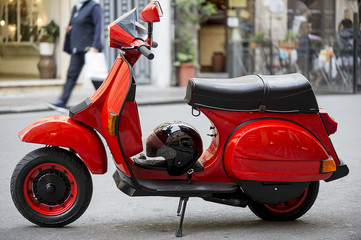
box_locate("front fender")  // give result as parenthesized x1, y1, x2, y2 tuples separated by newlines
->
(224, 119, 333, 182)
(19, 115, 107, 174)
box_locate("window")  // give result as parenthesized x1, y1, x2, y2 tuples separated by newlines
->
(287, 0, 336, 39)
(0, 0, 39, 43)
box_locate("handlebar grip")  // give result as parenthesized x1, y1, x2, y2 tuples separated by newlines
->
(138, 45, 154, 60)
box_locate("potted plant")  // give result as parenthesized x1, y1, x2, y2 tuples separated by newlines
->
(250, 32, 267, 48)
(278, 31, 299, 48)
(174, 29, 196, 86)
(174, 0, 216, 86)
(30, 20, 60, 78)
(212, 42, 226, 72)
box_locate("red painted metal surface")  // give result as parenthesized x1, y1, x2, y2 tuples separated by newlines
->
(72, 58, 122, 135)
(319, 108, 338, 135)
(140, 1, 163, 23)
(190, 108, 338, 183)
(118, 102, 143, 158)
(100, 58, 135, 174)
(108, 21, 134, 49)
(106, 62, 132, 114)
(19, 116, 107, 174)
(71, 56, 139, 176)
(223, 119, 332, 182)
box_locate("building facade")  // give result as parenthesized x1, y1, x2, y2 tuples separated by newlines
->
(0, 0, 358, 87)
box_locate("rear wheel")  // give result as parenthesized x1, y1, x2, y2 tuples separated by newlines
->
(248, 181, 319, 221)
(10, 147, 93, 227)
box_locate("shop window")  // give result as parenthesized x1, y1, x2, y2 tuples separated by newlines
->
(287, 0, 335, 39)
(227, 0, 255, 39)
(199, 0, 255, 72)
(0, 0, 39, 43)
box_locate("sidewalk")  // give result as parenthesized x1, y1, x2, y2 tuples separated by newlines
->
(0, 79, 187, 114)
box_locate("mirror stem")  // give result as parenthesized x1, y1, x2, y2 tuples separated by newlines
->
(147, 23, 153, 45)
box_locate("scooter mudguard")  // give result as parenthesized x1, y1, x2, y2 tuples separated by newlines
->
(19, 115, 107, 174)
(224, 119, 333, 182)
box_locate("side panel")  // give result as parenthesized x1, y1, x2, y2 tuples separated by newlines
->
(99, 57, 138, 176)
(117, 101, 143, 158)
(72, 57, 123, 135)
(224, 119, 333, 182)
(19, 116, 107, 174)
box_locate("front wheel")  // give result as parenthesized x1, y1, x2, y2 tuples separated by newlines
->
(10, 147, 93, 227)
(248, 181, 319, 221)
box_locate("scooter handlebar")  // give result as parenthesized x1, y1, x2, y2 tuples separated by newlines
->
(138, 45, 154, 60)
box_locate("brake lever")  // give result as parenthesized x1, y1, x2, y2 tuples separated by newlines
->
(121, 46, 136, 51)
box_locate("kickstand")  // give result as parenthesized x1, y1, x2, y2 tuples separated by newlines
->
(175, 197, 189, 237)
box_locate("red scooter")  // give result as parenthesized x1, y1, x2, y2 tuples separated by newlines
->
(11, 1, 348, 237)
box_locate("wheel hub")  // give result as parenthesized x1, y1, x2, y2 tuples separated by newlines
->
(33, 168, 71, 206)
(45, 183, 56, 194)
(21, 158, 81, 217)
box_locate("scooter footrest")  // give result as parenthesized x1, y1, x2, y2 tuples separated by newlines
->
(134, 157, 168, 171)
(137, 179, 239, 197)
(113, 169, 238, 197)
(134, 155, 204, 173)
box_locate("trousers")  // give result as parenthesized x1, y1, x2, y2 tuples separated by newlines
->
(59, 52, 85, 104)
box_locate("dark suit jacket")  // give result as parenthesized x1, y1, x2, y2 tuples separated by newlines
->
(64, 0, 102, 53)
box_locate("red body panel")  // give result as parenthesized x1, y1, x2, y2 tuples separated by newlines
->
(101, 59, 141, 173)
(117, 102, 143, 158)
(319, 108, 338, 135)
(72, 57, 122, 134)
(224, 119, 332, 181)
(18, 116, 107, 174)
(191, 108, 338, 183)
(72, 57, 138, 176)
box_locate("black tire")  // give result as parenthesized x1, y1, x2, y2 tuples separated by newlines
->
(248, 181, 319, 221)
(10, 147, 93, 227)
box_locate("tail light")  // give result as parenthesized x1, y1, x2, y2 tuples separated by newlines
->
(320, 108, 338, 135)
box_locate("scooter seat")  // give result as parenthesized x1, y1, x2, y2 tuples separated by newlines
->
(184, 73, 319, 113)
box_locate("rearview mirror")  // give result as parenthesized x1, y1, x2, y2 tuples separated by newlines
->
(140, 1, 163, 23)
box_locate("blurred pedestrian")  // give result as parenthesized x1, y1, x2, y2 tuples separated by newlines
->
(333, 18, 360, 59)
(332, 18, 361, 86)
(297, 22, 312, 76)
(48, 0, 103, 112)
(291, 2, 310, 34)
(297, 22, 322, 85)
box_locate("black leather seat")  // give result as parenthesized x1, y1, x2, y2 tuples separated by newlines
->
(184, 73, 319, 113)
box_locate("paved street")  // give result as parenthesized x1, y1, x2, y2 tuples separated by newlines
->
(0, 95, 360, 240)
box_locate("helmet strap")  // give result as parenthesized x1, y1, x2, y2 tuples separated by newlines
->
(187, 168, 194, 184)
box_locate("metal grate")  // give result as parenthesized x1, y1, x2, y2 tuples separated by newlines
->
(100, 0, 151, 84)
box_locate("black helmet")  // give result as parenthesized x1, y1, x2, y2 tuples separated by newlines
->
(146, 121, 203, 176)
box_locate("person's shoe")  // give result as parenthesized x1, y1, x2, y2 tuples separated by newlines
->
(47, 100, 68, 113)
